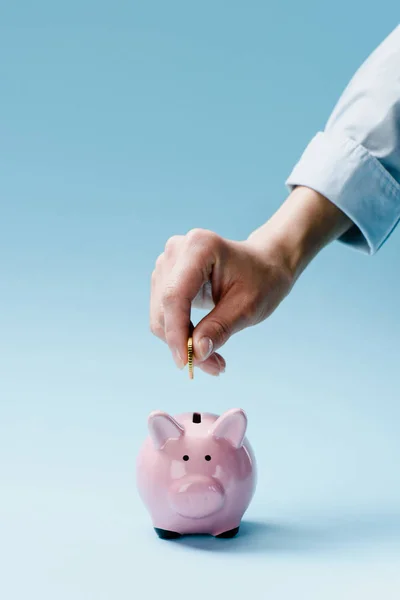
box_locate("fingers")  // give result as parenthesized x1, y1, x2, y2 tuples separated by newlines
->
(162, 229, 220, 367)
(150, 230, 225, 375)
(195, 352, 226, 376)
(150, 268, 165, 341)
(150, 235, 184, 348)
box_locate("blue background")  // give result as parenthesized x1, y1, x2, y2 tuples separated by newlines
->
(1, 3, 400, 598)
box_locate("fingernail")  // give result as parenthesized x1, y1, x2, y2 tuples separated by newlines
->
(172, 349, 185, 369)
(198, 337, 213, 361)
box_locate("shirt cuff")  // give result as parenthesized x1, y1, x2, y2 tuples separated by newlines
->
(285, 132, 400, 255)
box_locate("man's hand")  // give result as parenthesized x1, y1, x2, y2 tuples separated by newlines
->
(150, 187, 352, 375)
(150, 229, 294, 375)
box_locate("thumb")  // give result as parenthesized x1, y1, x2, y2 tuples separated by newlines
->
(193, 290, 248, 361)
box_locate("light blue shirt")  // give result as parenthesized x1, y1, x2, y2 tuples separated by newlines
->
(286, 24, 400, 255)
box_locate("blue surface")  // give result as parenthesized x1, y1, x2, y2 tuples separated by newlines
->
(1, 3, 400, 598)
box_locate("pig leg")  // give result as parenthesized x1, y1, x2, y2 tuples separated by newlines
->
(215, 526, 240, 538)
(154, 527, 181, 539)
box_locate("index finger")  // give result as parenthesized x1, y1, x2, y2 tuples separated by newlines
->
(162, 234, 216, 366)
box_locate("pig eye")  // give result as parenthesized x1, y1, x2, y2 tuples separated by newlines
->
(205, 455, 211, 461)
(183, 455, 189, 461)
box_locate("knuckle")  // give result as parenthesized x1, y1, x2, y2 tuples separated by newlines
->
(162, 286, 178, 307)
(164, 235, 181, 257)
(217, 319, 231, 338)
(155, 253, 164, 270)
(150, 320, 164, 339)
(186, 228, 215, 246)
(210, 317, 231, 344)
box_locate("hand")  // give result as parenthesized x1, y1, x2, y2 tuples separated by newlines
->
(150, 229, 295, 375)
(150, 187, 352, 375)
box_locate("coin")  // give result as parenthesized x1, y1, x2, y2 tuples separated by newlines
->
(187, 337, 194, 379)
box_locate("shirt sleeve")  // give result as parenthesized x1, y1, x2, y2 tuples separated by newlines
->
(285, 24, 400, 255)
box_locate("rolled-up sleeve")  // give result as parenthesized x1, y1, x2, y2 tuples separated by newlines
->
(286, 24, 400, 255)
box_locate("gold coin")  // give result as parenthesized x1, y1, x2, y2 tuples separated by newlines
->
(187, 337, 194, 379)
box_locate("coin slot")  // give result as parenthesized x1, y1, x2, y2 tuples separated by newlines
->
(192, 413, 201, 424)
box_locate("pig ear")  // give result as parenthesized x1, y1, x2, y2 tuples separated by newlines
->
(209, 408, 247, 449)
(147, 411, 185, 450)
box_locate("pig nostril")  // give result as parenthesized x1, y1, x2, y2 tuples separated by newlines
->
(205, 455, 211, 461)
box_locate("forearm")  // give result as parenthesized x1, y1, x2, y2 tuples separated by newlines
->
(286, 25, 400, 255)
(247, 186, 352, 281)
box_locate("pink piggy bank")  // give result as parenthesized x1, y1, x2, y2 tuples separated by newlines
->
(136, 408, 257, 539)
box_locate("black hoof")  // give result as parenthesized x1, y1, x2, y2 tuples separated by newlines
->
(215, 526, 240, 538)
(154, 527, 182, 539)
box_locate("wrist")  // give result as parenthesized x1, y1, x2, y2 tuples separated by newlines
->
(246, 186, 352, 281)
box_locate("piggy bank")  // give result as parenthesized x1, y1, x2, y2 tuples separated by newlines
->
(136, 408, 257, 539)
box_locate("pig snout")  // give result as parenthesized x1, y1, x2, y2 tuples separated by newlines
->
(169, 476, 225, 519)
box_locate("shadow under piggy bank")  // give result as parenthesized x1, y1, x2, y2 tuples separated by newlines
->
(170, 509, 400, 555)
(170, 520, 312, 554)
